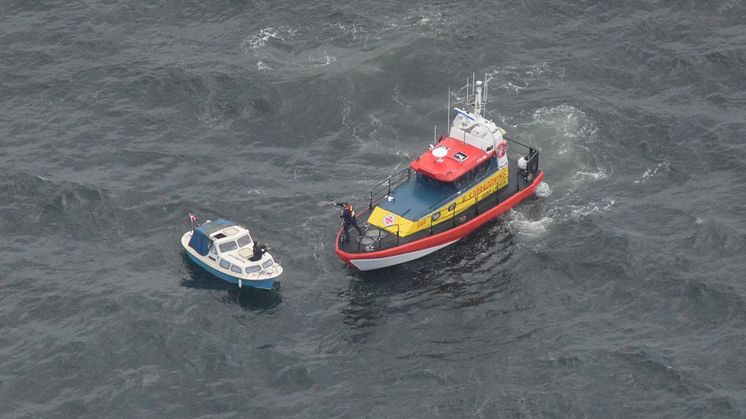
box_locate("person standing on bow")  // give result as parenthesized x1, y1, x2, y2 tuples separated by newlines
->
(251, 240, 269, 261)
(336, 202, 363, 243)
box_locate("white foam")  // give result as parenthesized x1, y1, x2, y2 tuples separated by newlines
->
(575, 170, 606, 179)
(531, 104, 599, 142)
(507, 210, 553, 238)
(330, 22, 368, 43)
(567, 198, 615, 218)
(242, 27, 281, 50)
(485, 63, 565, 94)
(521, 103, 610, 201)
(634, 162, 670, 184)
(535, 182, 552, 197)
(575, 170, 607, 181)
(309, 54, 337, 67)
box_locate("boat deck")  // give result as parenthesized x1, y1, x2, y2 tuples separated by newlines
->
(338, 159, 538, 255)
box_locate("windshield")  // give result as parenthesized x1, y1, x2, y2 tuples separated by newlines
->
(218, 241, 238, 253)
(417, 173, 456, 191)
(237, 234, 252, 247)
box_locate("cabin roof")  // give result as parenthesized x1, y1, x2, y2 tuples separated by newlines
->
(188, 218, 236, 256)
(410, 137, 490, 182)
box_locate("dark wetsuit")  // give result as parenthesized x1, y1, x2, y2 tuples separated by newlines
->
(337, 202, 363, 241)
(251, 241, 268, 261)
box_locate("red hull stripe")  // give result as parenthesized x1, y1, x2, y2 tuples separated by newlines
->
(335, 171, 544, 264)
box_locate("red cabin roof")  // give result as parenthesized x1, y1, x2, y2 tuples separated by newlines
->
(410, 137, 491, 182)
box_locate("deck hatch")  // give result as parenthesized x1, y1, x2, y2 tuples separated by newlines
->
(453, 152, 468, 163)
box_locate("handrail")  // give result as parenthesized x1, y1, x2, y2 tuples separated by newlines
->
(358, 223, 401, 251)
(503, 135, 534, 151)
(425, 193, 481, 236)
(353, 155, 526, 252)
(356, 187, 507, 252)
(369, 167, 412, 210)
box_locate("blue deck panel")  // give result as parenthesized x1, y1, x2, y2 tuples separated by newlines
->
(378, 175, 453, 220)
(380, 159, 499, 221)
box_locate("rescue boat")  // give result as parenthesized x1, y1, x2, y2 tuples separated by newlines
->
(335, 80, 544, 271)
(181, 217, 283, 289)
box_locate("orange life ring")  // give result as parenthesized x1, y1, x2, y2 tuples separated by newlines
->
(496, 142, 508, 158)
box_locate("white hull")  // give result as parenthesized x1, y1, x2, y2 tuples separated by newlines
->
(181, 231, 283, 282)
(349, 240, 459, 271)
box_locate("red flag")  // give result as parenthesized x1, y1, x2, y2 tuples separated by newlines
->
(189, 213, 197, 223)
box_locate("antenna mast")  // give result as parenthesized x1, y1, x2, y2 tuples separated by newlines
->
(465, 75, 469, 110)
(474, 80, 483, 117)
(484, 73, 488, 113)
(447, 88, 451, 133)
(472, 73, 476, 113)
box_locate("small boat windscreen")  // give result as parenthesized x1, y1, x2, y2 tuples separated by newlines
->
(219, 241, 238, 253)
(237, 234, 252, 247)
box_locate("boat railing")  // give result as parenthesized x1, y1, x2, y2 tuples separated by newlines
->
(368, 167, 413, 210)
(357, 224, 401, 252)
(504, 135, 533, 151)
(505, 136, 540, 190)
(423, 194, 486, 234)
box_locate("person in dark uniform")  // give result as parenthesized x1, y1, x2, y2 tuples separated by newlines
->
(336, 202, 363, 243)
(251, 241, 269, 261)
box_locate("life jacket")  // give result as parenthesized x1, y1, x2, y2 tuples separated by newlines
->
(344, 204, 355, 217)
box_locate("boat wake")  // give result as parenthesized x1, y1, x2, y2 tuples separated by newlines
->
(501, 103, 612, 239)
(507, 210, 553, 238)
(535, 181, 552, 197)
(484, 62, 566, 95)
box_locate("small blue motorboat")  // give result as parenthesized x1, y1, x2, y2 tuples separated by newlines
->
(181, 216, 283, 290)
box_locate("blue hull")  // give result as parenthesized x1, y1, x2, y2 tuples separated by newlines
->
(185, 251, 276, 290)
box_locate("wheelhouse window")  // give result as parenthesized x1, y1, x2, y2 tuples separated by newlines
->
(454, 159, 493, 190)
(417, 173, 456, 191)
(237, 234, 252, 248)
(219, 241, 238, 253)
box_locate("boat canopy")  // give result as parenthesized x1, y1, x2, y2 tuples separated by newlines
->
(410, 137, 490, 182)
(188, 218, 235, 255)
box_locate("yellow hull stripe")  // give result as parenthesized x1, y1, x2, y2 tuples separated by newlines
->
(367, 166, 509, 237)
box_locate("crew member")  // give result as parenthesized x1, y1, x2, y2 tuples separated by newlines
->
(251, 241, 269, 261)
(336, 202, 363, 242)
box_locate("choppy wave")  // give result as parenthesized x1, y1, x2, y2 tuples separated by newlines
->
(634, 161, 671, 184)
(3, 0, 746, 417)
(486, 63, 567, 95)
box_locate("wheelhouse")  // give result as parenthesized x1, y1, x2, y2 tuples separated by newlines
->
(410, 137, 491, 183)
